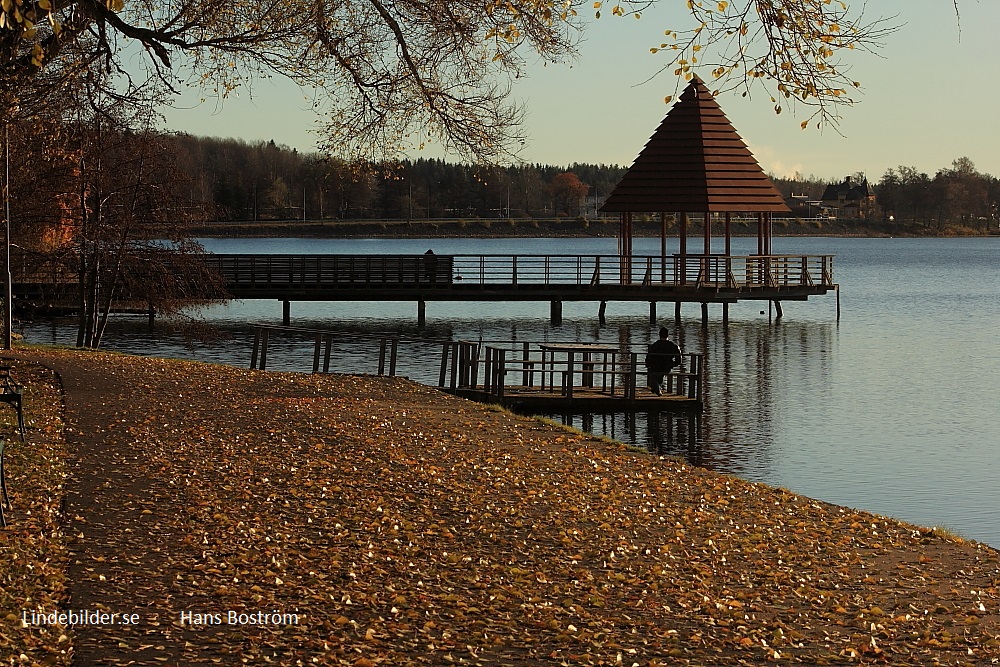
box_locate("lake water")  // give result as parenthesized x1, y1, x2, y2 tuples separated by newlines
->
(20, 236, 1000, 547)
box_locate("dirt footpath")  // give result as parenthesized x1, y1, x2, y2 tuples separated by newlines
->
(2, 348, 999, 666)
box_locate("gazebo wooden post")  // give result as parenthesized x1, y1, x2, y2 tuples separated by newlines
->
(756, 212, 764, 255)
(765, 212, 772, 255)
(756, 212, 765, 285)
(703, 210, 711, 287)
(618, 211, 625, 256)
(618, 212, 626, 284)
(703, 211, 711, 255)
(724, 212, 732, 256)
(660, 212, 667, 283)
(679, 212, 689, 285)
(725, 212, 733, 288)
(625, 212, 633, 283)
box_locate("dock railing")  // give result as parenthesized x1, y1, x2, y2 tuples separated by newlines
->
(437, 339, 704, 405)
(248, 326, 704, 407)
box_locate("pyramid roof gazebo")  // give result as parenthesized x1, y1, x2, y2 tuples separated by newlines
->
(600, 76, 789, 278)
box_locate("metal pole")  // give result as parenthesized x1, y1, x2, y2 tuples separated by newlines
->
(3, 123, 12, 350)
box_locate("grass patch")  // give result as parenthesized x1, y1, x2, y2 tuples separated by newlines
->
(929, 525, 967, 543)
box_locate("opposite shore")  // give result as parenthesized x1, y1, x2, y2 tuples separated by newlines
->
(188, 217, 1000, 239)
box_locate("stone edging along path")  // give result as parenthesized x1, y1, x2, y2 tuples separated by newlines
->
(2, 347, 999, 666)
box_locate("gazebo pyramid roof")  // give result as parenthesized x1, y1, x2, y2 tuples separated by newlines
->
(600, 76, 789, 213)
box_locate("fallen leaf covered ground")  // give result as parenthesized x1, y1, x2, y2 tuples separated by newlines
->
(1, 347, 999, 666)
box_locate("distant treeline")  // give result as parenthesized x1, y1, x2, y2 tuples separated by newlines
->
(167, 135, 999, 230)
(169, 135, 626, 221)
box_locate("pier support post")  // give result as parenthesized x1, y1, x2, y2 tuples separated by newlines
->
(773, 300, 783, 320)
(674, 302, 682, 324)
(282, 300, 290, 326)
(418, 300, 427, 327)
(598, 301, 607, 325)
(700, 302, 708, 328)
(550, 300, 563, 325)
(722, 302, 729, 326)
(649, 301, 657, 324)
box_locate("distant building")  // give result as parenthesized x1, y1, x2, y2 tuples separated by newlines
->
(820, 176, 877, 219)
(784, 194, 831, 219)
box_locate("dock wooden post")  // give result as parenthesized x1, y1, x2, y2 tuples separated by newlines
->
(495, 348, 506, 397)
(625, 352, 638, 400)
(649, 301, 657, 324)
(598, 300, 607, 325)
(470, 343, 481, 387)
(691, 353, 704, 400)
(322, 335, 332, 373)
(250, 328, 261, 369)
(379, 338, 388, 375)
(312, 334, 322, 373)
(389, 338, 398, 376)
(450, 342, 459, 389)
(482, 347, 493, 392)
(417, 300, 426, 327)
(550, 300, 563, 325)
(259, 330, 269, 370)
(565, 352, 575, 398)
(438, 343, 449, 387)
(521, 342, 531, 387)
(722, 302, 729, 326)
(282, 300, 290, 326)
(674, 301, 682, 324)
(700, 302, 708, 327)
(458, 343, 469, 387)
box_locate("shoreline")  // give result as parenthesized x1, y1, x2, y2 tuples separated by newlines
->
(2, 347, 999, 665)
(187, 218, 999, 239)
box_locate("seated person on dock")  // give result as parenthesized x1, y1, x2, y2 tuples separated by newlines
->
(645, 327, 681, 396)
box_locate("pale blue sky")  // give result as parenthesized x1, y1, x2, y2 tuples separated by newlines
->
(161, 1, 1000, 181)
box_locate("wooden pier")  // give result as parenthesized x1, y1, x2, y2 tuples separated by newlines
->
(12, 251, 837, 325)
(206, 252, 836, 325)
(249, 326, 705, 412)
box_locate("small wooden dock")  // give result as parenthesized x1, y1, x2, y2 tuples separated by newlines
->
(436, 340, 704, 411)
(249, 326, 705, 411)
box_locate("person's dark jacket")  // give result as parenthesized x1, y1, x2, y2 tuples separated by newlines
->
(646, 339, 681, 372)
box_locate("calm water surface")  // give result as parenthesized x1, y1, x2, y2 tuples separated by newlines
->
(21, 236, 1000, 546)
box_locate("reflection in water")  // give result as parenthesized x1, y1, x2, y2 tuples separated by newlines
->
(531, 319, 834, 480)
(537, 411, 701, 459)
(22, 310, 833, 481)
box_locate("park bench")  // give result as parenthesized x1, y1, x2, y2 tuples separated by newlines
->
(0, 366, 25, 441)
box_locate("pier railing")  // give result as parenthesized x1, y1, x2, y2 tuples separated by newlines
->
(208, 253, 833, 290)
